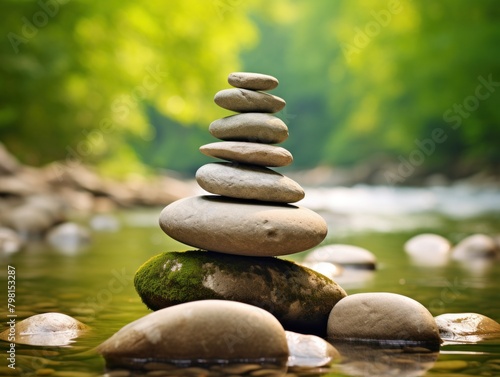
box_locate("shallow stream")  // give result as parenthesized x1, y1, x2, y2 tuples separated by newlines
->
(1, 184, 499, 376)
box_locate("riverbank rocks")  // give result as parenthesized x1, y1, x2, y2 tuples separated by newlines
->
(134, 250, 346, 335)
(0, 312, 88, 346)
(435, 313, 500, 342)
(97, 300, 288, 368)
(327, 293, 441, 348)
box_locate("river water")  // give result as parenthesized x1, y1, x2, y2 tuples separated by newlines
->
(1, 184, 499, 376)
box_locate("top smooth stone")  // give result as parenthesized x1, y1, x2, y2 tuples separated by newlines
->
(228, 72, 279, 91)
(214, 89, 286, 113)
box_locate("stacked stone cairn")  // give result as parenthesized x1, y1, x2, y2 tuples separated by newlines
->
(98, 73, 443, 371)
(161, 72, 329, 256)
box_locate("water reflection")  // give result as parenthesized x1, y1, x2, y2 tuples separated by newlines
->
(331, 342, 439, 377)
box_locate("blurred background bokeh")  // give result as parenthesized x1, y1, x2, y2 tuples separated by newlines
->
(2, 0, 499, 184)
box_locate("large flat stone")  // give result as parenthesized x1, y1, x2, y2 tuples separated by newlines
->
(134, 250, 347, 335)
(199, 141, 293, 167)
(214, 88, 286, 113)
(97, 300, 288, 368)
(228, 72, 279, 91)
(209, 113, 288, 144)
(196, 163, 304, 203)
(159, 195, 328, 256)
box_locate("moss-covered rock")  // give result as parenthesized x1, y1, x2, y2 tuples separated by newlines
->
(134, 250, 347, 336)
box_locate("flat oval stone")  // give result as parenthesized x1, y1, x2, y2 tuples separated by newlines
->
(134, 250, 347, 335)
(97, 300, 288, 368)
(435, 312, 500, 342)
(199, 142, 293, 167)
(228, 72, 279, 91)
(327, 293, 441, 347)
(210, 113, 288, 144)
(159, 195, 328, 256)
(214, 89, 285, 113)
(196, 163, 304, 203)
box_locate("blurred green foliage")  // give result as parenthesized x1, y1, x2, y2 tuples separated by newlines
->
(1, 0, 499, 179)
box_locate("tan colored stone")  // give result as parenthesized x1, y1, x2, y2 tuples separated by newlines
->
(327, 293, 441, 346)
(209, 113, 288, 144)
(214, 89, 285, 113)
(228, 72, 279, 91)
(97, 300, 288, 367)
(159, 195, 328, 256)
(196, 163, 304, 203)
(199, 142, 293, 167)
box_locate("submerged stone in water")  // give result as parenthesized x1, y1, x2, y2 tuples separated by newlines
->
(134, 250, 347, 335)
(305, 244, 377, 270)
(96, 300, 288, 368)
(435, 312, 500, 342)
(327, 292, 441, 347)
(0, 312, 88, 346)
(286, 331, 339, 368)
(452, 234, 498, 260)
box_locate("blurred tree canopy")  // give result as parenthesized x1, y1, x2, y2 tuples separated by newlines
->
(2, 0, 499, 179)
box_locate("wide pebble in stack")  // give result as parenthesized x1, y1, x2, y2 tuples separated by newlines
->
(159, 72, 328, 256)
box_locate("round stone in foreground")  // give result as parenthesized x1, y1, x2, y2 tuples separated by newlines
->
(214, 88, 286, 113)
(200, 141, 293, 167)
(196, 163, 304, 203)
(327, 292, 441, 347)
(210, 113, 289, 144)
(97, 300, 288, 368)
(228, 72, 279, 91)
(134, 250, 347, 335)
(159, 195, 327, 256)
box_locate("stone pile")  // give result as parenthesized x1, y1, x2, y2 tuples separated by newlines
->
(135, 73, 344, 336)
(159, 72, 328, 256)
